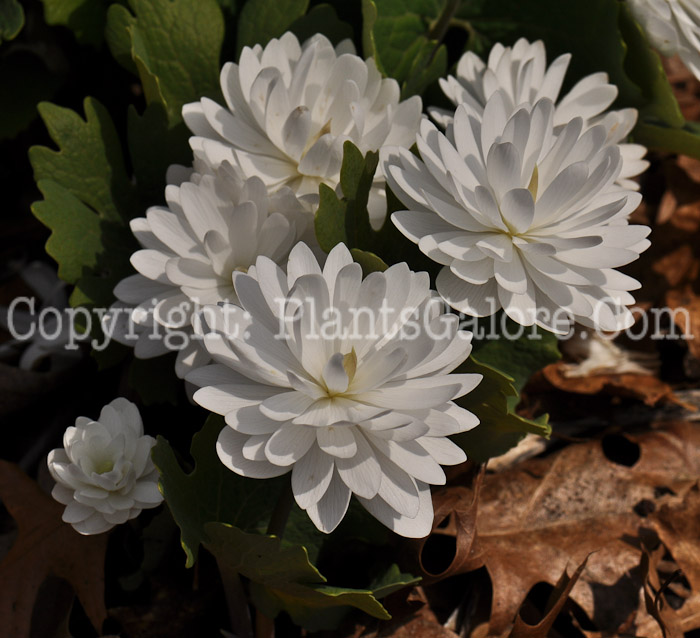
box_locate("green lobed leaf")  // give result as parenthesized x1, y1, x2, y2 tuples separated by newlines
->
(105, 3, 138, 74)
(400, 40, 448, 100)
(31, 181, 106, 285)
(29, 98, 139, 308)
(314, 141, 432, 273)
(236, 0, 309, 55)
(106, 0, 224, 126)
(152, 414, 325, 567)
(29, 98, 138, 224)
(362, 0, 448, 97)
(370, 563, 421, 599)
(31, 179, 135, 309)
(289, 4, 353, 46)
(0, 0, 23, 42)
(454, 356, 550, 463)
(39, 0, 106, 47)
(205, 522, 391, 631)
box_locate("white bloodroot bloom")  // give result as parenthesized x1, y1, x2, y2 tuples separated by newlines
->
(627, 0, 700, 80)
(431, 38, 648, 190)
(105, 161, 315, 378)
(182, 31, 422, 229)
(382, 91, 651, 334)
(186, 242, 481, 538)
(47, 398, 162, 535)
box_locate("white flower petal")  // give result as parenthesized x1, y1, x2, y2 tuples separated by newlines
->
(217, 427, 290, 478)
(292, 444, 335, 509)
(358, 480, 433, 538)
(317, 425, 357, 458)
(265, 423, 316, 465)
(306, 470, 352, 533)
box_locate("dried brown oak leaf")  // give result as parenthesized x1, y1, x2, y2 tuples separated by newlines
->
(413, 422, 700, 636)
(541, 363, 675, 407)
(0, 460, 108, 637)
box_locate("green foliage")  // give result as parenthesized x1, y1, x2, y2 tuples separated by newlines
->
(362, 0, 449, 98)
(32, 181, 108, 285)
(315, 141, 429, 273)
(616, 2, 683, 128)
(454, 357, 551, 463)
(152, 415, 325, 567)
(0, 0, 23, 42)
(40, 0, 107, 47)
(370, 563, 421, 598)
(455, 319, 559, 460)
(29, 99, 139, 307)
(236, 0, 309, 55)
(315, 142, 379, 250)
(471, 317, 560, 395)
(155, 416, 415, 629)
(289, 4, 353, 46)
(106, 0, 224, 125)
(30, 99, 137, 224)
(105, 0, 226, 202)
(31, 0, 227, 310)
(205, 523, 391, 631)
(104, 2, 138, 73)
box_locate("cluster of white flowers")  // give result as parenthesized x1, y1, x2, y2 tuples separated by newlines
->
(105, 161, 317, 378)
(627, 0, 700, 81)
(382, 40, 651, 334)
(55, 31, 654, 538)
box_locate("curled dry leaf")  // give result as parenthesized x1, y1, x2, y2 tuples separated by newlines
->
(411, 422, 700, 637)
(508, 556, 590, 638)
(638, 544, 684, 638)
(0, 460, 107, 638)
(540, 361, 676, 407)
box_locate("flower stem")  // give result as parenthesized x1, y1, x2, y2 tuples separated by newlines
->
(255, 478, 295, 638)
(428, 0, 461, 45)
(217, 557, 254, 638)
(266, 476, 294, 538)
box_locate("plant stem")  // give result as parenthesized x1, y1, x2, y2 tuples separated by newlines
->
(428, 0, 461, 44)
(217, 557, 254, 638)
(266, 477, 294, 538)
(254, 478, 295, 638)
(256, 610, 276, 638)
